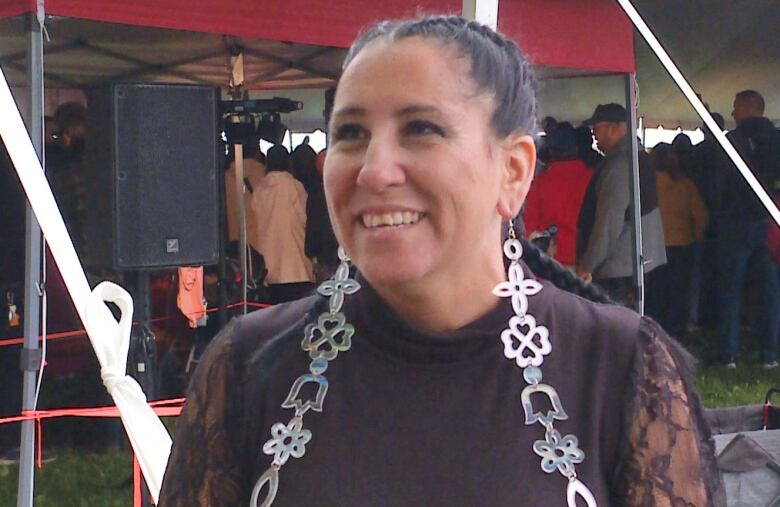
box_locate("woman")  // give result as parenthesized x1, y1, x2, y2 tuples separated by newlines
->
(160, 16, 722, 506)
(251, 144, 314, 303)
(647, 143, 709, 339)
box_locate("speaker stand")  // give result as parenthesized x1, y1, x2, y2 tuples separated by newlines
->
(134, 271, 154, 507)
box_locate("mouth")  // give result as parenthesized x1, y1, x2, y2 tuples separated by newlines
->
(360, 211, 425, 229)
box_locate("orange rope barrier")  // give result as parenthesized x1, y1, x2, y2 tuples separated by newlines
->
(0, 397, 186, 504)
(0, 301, 271, 347)
(0, 398, 185, 426)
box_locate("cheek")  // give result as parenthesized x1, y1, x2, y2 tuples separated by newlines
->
(323, 158, 356, 236)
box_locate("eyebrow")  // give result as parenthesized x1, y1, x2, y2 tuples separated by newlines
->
(331, 104, 443, 121)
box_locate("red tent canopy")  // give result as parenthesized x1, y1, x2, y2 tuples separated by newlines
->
(1, 0, 634, 73)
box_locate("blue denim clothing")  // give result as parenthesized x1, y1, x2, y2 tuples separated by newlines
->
(717, 218, 780, 362)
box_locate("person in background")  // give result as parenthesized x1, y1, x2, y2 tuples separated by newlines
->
(574, 124, 603, 170)
(523, 122, 593, 267)
(291, 142, 320, 196)
(690, 113, 726, 330)
(251, 144, 314, 303)
(305, 148, 340, 280)
(48, 101, 88, 265)
(537, 116, 557, 168)
(577, 103, 666, 305)
(646, 143, 709, 339)
(225, 138, 266, 256)
(715, 90, 780, 368)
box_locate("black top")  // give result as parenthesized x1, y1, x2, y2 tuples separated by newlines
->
(159, 269, 723, 506)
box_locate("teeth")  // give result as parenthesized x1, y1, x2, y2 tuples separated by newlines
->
(362, 211, 422, 228)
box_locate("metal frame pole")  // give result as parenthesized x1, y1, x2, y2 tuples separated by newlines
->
(234, 143, 248, 313)
(17, 9, 45, 507)
(625, 72, 645, 314)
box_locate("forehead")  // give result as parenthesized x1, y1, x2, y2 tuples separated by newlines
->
(334, 37, 481, 114)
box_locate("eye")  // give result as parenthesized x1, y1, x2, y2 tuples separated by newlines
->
(332, 124, 368, 142)
(403, 120, 445, 137)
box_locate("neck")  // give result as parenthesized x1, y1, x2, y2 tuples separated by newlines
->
(370, 253, 506, 335)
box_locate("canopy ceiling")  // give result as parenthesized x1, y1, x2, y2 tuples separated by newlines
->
(535, 0, 780, 130)
(0, 0, 634, 89)
(634, 0, 780, 129)
(11, 1, 776, 131)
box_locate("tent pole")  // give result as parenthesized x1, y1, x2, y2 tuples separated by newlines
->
(17, 9, 45, 507)
(462, 0, 498, 29)
(625, 72, 645, 314)
(234, 144, 248, 314)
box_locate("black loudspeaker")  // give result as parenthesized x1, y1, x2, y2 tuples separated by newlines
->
(84, 84, 220, 269)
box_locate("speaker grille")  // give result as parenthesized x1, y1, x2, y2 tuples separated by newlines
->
(86, 84, 219, 269)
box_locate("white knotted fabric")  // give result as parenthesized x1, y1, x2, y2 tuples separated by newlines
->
(0, 66, 171, 502)
(84, 282, 172, 502)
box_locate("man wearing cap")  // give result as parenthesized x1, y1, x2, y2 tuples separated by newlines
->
(576, 103, 666, 305)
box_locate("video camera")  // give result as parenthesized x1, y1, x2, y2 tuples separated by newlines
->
(222, 97, 302, 145)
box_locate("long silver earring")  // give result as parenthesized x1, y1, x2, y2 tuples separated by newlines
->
(493, 220, 598, 507)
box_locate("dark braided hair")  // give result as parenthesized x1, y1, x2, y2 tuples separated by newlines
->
(519, 237, 613, 304)
(342, 15, 612, 305)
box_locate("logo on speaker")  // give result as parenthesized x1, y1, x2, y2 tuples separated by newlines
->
(166, 238, 180, 253)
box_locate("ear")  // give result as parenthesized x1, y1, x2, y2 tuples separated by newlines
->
(497, 133, 536, 219)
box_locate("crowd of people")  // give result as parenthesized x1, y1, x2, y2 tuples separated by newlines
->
(225, 139, 338, 304)
(523, 89, 780, 368)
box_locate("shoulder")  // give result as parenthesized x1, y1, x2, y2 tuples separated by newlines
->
(197, 295, 321, 379)
(600, 152, 628, 181)
(233, 295, 320, 359)
(531, 280, 641, 362)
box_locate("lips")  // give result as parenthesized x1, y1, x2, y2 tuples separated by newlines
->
(361, 211, 424, 228)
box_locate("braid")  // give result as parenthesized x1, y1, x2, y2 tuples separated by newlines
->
(520, 237, 613, 305)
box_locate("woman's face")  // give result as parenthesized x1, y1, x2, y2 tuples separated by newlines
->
(324, 37, 534, 294)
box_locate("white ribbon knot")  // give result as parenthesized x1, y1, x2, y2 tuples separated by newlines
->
(84, 281, 171, 503)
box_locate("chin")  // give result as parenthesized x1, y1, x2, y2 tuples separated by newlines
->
(355, 253, 433, 290)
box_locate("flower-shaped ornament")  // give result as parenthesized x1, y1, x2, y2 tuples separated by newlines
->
(317, 262, 360, 313)
(493, 263, 542, 317)
(262, 418, 312, 467)
(532, 429, 585, 476)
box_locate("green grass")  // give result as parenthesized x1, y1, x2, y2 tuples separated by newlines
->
(696, 363, 779, 407)
(0, 447, 132, 506)
(685, 324, 780, 407)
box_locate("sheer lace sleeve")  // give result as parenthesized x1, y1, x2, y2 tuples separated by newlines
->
(614, 318, 725, 506)
(158, 319, 247, 507)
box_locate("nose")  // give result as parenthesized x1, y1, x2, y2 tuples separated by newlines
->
(356, 133, 406, 192)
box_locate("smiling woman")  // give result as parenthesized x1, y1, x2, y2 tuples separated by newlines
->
(159, 15, 724, 507)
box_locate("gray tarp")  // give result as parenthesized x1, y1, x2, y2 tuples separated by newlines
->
(708, 406, 780, 507)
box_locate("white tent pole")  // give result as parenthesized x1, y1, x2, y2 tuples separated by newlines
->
(463, 0, 498, 29)
(617, 0, 780, 227)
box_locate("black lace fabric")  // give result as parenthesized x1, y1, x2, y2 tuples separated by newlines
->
(158, 320, 246, 507)
(614, 318, 725, 506)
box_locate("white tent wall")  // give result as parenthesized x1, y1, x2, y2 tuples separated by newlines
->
(537, 74, 627, 126)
